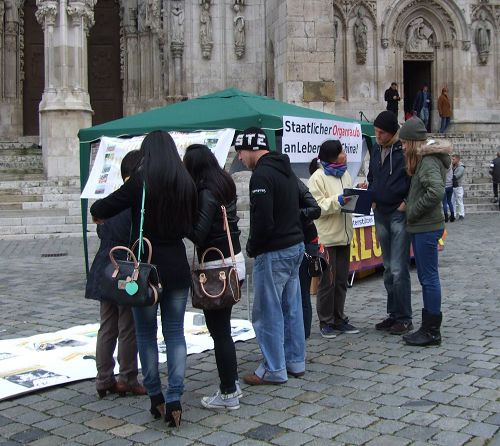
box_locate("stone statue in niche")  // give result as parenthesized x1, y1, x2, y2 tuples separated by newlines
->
(122, 0, 138, 33)
(138, 0, 160, 33)
(4, 0, 19, 29)
(353, 8, 367, 64)
(171, 2, 185, 44)
(474, 10, 491, 65)
(406, 17, 434, 53)
(200, 0, 213, 58)
(234, 15, 245, 58)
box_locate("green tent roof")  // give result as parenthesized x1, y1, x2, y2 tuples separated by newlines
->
(78, 88, 374, 142)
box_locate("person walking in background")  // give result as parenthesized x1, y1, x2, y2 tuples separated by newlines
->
(235, 127, 306, 385)
(442, 165, 455, 222)
(91, 131, 198, 427)
(297, 178, 321, 340)
(413, 85, 431, 129)
(367, 111, 413, 335)
(437, 87, 451, 133)
(308, 140, 359, 338)
(384, 82, 401, 116)
(489, 151, 500, 208)
(452, 154, 466, 220)
(184, 144, 245, 410)
(86, 150, 147, 399)
(398, 117, 451, 346)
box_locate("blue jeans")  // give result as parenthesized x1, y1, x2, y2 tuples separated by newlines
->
(132, 287, 188, 402)
(411, 230, 444, 315)
(442, 186, 454, 216)
(252, 242, 305, 382)
(420, 108, 429, 127)
(439, 117, 450, 133)
(374, 209, 412, 322)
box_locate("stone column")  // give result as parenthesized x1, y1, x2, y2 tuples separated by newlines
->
(0, 1, 5, 105)
(170, 1, 184, 97)
(37, 0, 93, 178)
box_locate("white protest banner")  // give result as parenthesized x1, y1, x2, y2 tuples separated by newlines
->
(0, 312, 254, 401)
(282, 116, 364, 180)
(81, 129, 235, 199)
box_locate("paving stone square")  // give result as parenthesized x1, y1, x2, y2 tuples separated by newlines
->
(0, 214, 499, 445)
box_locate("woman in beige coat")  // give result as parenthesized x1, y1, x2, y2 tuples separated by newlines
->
(308, 140, 358, 338)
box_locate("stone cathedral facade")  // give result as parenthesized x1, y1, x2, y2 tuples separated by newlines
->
(1, 0, 499, 178)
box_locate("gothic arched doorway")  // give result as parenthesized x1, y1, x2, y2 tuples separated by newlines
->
(88, 0, 123, 126)
(23, 0, 44, 136)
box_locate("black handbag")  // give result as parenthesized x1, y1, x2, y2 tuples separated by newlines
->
(100, 185, 162, 307)
(191, 206, 241, 310)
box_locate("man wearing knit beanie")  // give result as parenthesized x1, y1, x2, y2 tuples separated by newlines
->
(366, 111, 413, 335)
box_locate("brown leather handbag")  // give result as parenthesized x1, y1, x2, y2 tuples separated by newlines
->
(191, 206, 241, 310)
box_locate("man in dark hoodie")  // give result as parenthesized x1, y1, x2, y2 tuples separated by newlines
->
(367, 111, 412, 335)
(235, 127, 305, 385)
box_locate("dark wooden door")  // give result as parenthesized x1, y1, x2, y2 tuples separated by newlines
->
(88, 0, 122, 125)
(403, 61, 432, 114)
(23, 0, 44, 136)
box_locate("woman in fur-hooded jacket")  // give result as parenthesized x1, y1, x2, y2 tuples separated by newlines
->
(398, 117, 452, 347)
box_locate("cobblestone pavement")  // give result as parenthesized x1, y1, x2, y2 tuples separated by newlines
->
(0, 214, 499, 446)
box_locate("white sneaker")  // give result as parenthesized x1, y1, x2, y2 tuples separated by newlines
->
(235, 380, 243, 398)
(201, 390, 240, 410)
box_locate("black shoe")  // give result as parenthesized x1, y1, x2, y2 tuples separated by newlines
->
(165, 401, 182, 428)
(444, 213, 449, 222)
(375, 317, 396, 331)
(149, 393, 165, 419)
(389, 321, 413, 335)
(449, 213, 455, 222)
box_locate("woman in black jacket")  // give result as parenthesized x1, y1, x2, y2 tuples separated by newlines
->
(297, 178, 321, 339)
(91, 131, 197, 427)
(184, 144, 245, 411)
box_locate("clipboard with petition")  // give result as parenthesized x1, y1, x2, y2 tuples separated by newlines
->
(341, 188, 373, 215)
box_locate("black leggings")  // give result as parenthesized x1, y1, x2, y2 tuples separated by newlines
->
(203, 306, 237, 394)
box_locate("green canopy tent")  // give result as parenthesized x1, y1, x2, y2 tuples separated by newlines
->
(78, 88, 375, 272)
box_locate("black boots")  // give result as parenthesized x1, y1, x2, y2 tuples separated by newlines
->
(149, 393, 165, 419)
(403, 309, 442, 346)
(449, 212, 455, 222)
(165, 401, 182, 428)
(444, 212, 449, 222)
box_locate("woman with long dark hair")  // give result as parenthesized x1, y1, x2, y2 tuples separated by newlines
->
(184, 144, 245, 410)
(308, 140, 358, 338)
(91, 130, 197, 427)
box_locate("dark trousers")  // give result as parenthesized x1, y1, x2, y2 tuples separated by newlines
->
(494, 182, 498, 198)
(316, 245, 350, 326)
(298, 254, 312, 339)
(204, 307, 237, 394)
(96, 301, 139, 390)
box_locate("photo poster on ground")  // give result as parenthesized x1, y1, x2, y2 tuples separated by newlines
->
(0, 312, 254, 401)
(282, 116, 365, 180)
(81, 129, 235, 199)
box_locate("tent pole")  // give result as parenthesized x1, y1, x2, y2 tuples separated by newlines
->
(79, 141, 91, 276)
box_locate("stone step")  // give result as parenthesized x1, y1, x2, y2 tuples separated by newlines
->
(0, 223, 97, 236)
(464, 203, 499, 213)
(0, 194, 41, 203)
(0, 232, 98, 241)
(0, 172, 45, 181)
(0, 177, 80, 190)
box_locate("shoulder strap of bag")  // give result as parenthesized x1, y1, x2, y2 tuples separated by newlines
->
(221, 205, 236, 268)
(137, 183, 146, 263)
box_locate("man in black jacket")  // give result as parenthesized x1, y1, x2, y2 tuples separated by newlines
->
(235, 127, 306, 385)
(367, 111, 413, 335)
(489, 151, 500, 209)
(384, 82, 401, 115)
